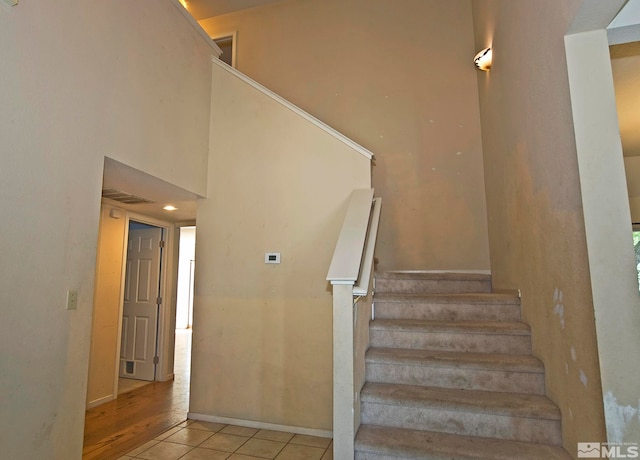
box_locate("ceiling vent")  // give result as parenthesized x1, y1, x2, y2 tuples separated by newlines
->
(102, 188, 155, 205)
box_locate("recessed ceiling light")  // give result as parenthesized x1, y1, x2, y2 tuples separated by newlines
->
(163, 205, 178, 211)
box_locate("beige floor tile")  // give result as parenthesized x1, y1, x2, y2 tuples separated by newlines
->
(253, 430, 294, 443)
(321, 447, 333, 460)
(274, 444, 325, 460)
(220, 425, 259, 437)
(188, 421, 228, 432)
(180, 447, 232, 459)
(136, 441, 193, 460)
(125, 439, 160, 456)
(155, 426, 184, 441)
(235, 438, 286, 459)
(289, 434, 332, 449)
(227, 455, 263, 460)
(200, 433, 250, 452)
(116, 456, 133, 460)
(164, 428, 215, 446)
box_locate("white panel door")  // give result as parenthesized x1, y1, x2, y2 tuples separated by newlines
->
(119, 226, 162, 381)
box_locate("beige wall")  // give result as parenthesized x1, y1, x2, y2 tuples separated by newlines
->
(86, 203, 127, 406)
(189, 62, 371, 431)
(199, 0, 490, 271)
(0, 1, 214, 457)
(565, 23, 640, 444)
(472, 0, 606, 452)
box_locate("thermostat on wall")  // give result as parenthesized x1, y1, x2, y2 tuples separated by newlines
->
(265, 252, 281, 264)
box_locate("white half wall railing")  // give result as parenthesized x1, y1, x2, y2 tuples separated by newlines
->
(327, 189, 382, 460)
(210, 58, 374, 161)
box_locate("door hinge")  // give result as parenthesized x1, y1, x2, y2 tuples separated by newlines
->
(156, 297, 162, 305)
(153, 356, 159, 365)
(159, 240, 165, 248)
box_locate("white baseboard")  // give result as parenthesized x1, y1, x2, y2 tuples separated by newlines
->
(87, 394, 115, 409)
(157, 372, 175, 382)
(388, 269, 492, 275)
(187, 412, 332, 439)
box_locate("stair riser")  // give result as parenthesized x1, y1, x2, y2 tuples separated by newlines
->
(360, 403, 562, 445)
(356, 454, 411, 460)
(366, 364, 545, 394)
(374, 302, 520, 322)
(369, 330, 532, 355)
(375, 279, 491, 294)
(355, 453, 459, 460)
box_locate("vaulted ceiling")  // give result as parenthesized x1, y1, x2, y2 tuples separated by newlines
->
(126, 0, 640, 222)
(182, 0, 286, 21)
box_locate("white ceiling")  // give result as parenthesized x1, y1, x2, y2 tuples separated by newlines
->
(183, 0, 286, 21)
(610, 0, 640, 28)
(102, 158, 200, 224)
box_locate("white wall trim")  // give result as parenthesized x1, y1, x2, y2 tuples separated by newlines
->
(211, 57, 374, 161)
(386, 270, 492, 275)
(169, 0, 222, 57)
(187, 412, 333, 439)
(158, 372, 175, 382)
(87, 394, 115, 409)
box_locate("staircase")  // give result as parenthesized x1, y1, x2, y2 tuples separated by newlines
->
(354, 272, 571, 459)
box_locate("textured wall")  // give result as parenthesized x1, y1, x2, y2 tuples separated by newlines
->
(189, 62, 371, 431)
(199, 0, 490, 271)
(0, 1, 213, 457)
(471, 0, 606, 452)
(86, 203, 127, 407)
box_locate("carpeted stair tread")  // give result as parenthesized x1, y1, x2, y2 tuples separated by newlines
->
(374, 292, 519, 304)
(361, 382, 561, 420)
(370, 319, 530, 335)
(376, 272, 491, 281)
(366, 347, 543, 373)
(355, 425, 572, 459)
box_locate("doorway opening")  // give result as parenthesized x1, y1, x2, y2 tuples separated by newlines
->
(212, 31, 237, 67)
(176, 226, 196, 330)
(633, 226, 640, 290)
(84, 158, 201, 456)
(173, 225, 196, 393)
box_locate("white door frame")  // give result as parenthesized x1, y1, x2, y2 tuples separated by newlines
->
(211, 31, 237, 68)
(113, 211, 177, 395)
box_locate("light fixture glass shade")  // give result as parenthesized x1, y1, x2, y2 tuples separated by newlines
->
(474, 47, 492, 71)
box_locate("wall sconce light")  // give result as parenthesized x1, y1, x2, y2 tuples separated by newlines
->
(474, 47, 492, 71)
(3, 0, 18, 5)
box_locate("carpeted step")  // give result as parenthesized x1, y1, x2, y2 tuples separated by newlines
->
(375, 272, 492, 295)
(369, 319, 532, 355)
(355, 425, 572, 459)
(374, 292, 521, 322)
(360, 383, 562, 445)
(365, 347, 545, 394)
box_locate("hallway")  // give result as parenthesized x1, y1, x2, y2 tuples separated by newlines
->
(83, 330, 192, 459)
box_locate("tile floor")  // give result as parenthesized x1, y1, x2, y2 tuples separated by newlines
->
(119, 420, 333, 460)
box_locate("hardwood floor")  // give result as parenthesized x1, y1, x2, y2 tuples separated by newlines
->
(83, 330, 191, 459)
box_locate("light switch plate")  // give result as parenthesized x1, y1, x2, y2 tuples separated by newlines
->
(66, 290, 78, 310)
